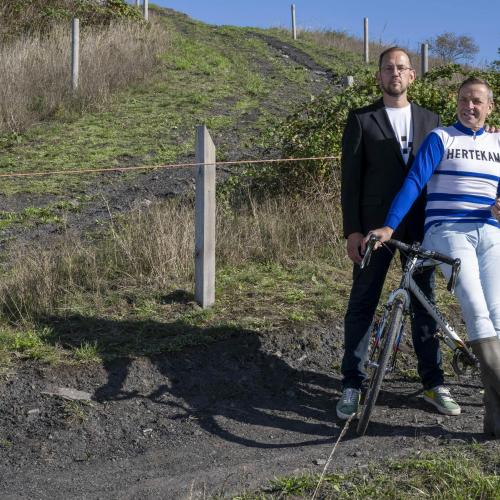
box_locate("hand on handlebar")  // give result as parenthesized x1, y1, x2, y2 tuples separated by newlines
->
(361, 226, 394, 255)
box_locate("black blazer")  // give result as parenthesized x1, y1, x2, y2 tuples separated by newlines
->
(341, 98, 440, 241)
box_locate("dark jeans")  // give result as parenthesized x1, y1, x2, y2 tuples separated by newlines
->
(341, 243, 444, 391)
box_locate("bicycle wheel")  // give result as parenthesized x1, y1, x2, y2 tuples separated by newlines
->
(357, 296, 406, 436)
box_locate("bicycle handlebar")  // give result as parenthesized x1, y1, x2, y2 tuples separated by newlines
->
(361, 235, 461, 294)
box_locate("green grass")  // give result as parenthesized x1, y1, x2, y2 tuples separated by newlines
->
(240, 445, 500, 499)
(0, 258, 349, 365)
(0, 10, 355, 199)
(0, 200, 86, 230)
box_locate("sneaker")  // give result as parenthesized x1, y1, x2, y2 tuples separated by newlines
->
(336, 388, 360, 420)
(423, 385, 461, 416)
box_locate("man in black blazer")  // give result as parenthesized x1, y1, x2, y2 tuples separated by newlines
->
(337, 47, 460, 420)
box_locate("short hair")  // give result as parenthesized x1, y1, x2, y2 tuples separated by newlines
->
(458, 76, 494, 102)
(378, 47, 413, 69)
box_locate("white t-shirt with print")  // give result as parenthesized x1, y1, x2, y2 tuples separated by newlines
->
(385, 104, 413, 164)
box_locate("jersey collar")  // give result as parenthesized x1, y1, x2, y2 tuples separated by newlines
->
(453, 121, 485, 136)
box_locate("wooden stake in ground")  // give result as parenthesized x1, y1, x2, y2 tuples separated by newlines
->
(71, 18, 79, 91)
(421, 43, 429, 76)
(364, 17, 369, 63)
(194, 125, 216, 308)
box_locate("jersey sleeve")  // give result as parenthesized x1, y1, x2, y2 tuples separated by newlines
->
(384, 131, 445, 230)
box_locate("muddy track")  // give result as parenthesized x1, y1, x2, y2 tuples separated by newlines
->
(250, 32, 338, 85)
(0, 321, 495, 499)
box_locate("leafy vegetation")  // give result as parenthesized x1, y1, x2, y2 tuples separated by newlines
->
(0, 0, 142, 41)
(241, 64, 500, 193)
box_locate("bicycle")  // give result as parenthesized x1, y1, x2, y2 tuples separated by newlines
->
(356, 235, 478, 436)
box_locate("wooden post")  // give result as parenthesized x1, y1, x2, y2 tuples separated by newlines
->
(143, 0, 149, 21)
(421, 43, 429, 76)
(195, 125, 216, 308)
(363, 17, 369, 64)
(343, 75, 354, 87)
(135, 0, 139, 6)
(71, 18, 79, 91)
(291, 4, 297, 40)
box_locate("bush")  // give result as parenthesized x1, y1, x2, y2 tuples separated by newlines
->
(254, 64, 500, 193)
(0, 0, 142, 41)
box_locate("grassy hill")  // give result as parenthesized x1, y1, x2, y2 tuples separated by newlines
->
(0, 4, 377, 359)
(0, 2, 474, 369)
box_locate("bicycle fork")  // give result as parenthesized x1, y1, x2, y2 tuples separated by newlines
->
(366, 289, 410, 374)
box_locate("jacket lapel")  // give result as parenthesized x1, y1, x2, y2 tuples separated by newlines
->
(410, 102, 426, 153)
(370, 98, 406, 168)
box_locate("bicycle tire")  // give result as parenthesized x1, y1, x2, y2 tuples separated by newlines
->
(356, 297, 406, 436)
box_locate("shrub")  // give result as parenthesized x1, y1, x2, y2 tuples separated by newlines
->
(252, 64, 500, 193)
(0, 0, 142, 41)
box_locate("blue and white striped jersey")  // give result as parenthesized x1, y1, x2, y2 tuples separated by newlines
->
(384, 121, 500, 233)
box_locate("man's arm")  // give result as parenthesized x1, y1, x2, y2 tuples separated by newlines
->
(492, 197, 500, 221)
(384, 131, 444, 230)
(364, 131, 444, 251)
(341, 111, 365, 263)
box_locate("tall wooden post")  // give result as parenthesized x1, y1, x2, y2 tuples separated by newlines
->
(363, 17, 369, 63)
(421, 43, 429, 76)
(71, 18, 79, 91)
(143, 0, 149, 21)
(195, 125, 216, 308)
(291, 4, 297, 40)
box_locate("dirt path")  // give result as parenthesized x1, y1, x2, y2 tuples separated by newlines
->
(0, 325, 491, 499)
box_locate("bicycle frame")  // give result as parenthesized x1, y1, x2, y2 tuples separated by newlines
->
(357, 236, 477, 435)
(373, 251, 474, 375)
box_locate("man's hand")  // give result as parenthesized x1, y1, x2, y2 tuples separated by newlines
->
(491, 198, 500, 221)
(485, 124, 499, 133)
(346, 232, 364, 264)
(362, 227, 394, 253)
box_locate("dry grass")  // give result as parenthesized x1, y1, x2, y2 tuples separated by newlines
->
(0, 17, 169, 132)
(0, 184, 345, 323)
(300, 28, 441, 76)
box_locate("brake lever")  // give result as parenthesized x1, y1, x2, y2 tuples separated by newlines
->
(360, 234, 379, 270)
(447, 258, 461, 294)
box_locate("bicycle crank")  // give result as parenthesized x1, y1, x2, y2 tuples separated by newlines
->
(451, 348, 479, 376)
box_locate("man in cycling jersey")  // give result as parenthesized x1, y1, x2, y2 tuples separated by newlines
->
(369, 77, 500, 438)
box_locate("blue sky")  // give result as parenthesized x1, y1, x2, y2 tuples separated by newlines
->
(151, 0, 499, 66)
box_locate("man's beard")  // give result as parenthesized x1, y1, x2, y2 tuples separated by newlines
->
(381, 80, 406, 97)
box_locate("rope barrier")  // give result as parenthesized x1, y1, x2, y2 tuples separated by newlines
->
(0, 155, 340, 179)
(311, 412, 355, 500)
